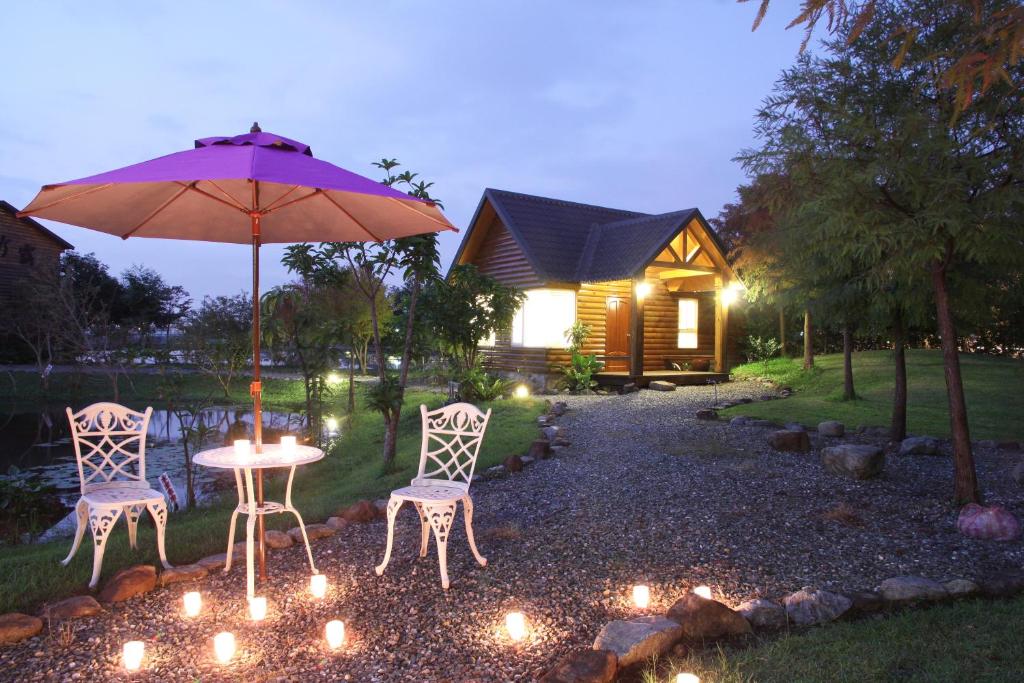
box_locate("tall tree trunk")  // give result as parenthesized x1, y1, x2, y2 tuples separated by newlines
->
(932, 259, 980, 504)
(382, 277, 423, 469)
(347, 347, 355, 414)
(802, 308, 814, 370)
(890, 310, 908, 442)
(778, 306, 787, 356)
(842, 323, 855, 400)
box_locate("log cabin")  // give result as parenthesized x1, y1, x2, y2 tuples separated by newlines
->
(451, 189, 743, 389)
(0, 200, 73, 299)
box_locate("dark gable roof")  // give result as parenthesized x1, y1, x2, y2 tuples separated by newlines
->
(0, 200, 74, 250)
(479, 189, 707, 283)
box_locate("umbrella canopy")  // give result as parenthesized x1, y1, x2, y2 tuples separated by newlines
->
(20, 127, 453, 242)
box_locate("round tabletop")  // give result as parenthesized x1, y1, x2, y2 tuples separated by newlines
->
(193, 444, 324, 470)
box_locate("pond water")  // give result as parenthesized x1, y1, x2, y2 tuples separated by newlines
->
(0, 406, 311, 511)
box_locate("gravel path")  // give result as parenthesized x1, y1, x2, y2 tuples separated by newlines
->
(5, 382, 1023, 681)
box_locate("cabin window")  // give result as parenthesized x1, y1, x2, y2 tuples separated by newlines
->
(677, 298, 698, 348)
(511, 289, 575, 348)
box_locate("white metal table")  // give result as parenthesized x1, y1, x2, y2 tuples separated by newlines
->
(193, 444, 323, 599)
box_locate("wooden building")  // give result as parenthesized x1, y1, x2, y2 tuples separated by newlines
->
(452, 189, 742, 388)
(0, 200, 73, 299)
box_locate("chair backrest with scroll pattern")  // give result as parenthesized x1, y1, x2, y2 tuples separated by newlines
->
(66, 402, 153, 494)
(414, 402, 492, 491)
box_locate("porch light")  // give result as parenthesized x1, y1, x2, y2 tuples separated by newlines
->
(676, 674, 700, 683)
(214, 632, 236, 663)
(720, 281, 745, 306)
(635, 281, 652, 299)
(694, 585, 712, 600)
(249, 596, 267, 621)
(505, 611, 527, 641)
(183, 591, 202, 617)
(514, 384, 530, 399)
(632, 584, 650, 609)
(122, 641, 144, 671)
(310, 573, 327, 598)
(325, 620, 346, 649)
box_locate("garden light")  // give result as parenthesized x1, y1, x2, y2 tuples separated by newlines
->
(310, 573, 327, 598)
(325, 620, 346, 649)
(122, 641, 144, 671)
(694, 585, 712, 600)
(514, 384, 530, 399)
(505, 612, 527, 641)
(632, 584, 650, 609)
(183, 591, 201, 617)
(676, 674, 700, 683)
(214, 632, 236, 663)
(249, 596, 267, 621)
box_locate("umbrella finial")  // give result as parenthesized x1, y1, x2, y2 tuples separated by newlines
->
(250, 121, 262, 133)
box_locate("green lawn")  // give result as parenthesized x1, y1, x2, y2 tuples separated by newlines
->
(645, 596, 1024, 682)
(0, 381, 543, 614)
(721, 350, 1024, 442)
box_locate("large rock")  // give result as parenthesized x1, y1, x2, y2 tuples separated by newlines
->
(878, 576, 948, 603)
(821, 444, 885, 480)
(265, 529, 295, 548)
(666, 594, 751, 640)
(0, 613, 43, 644)
(528, 439, 552, 460)
(340, 500, 381, 523)
(542, 426, 561, 441)
(735, 598, 787, 630)
(842, 590, 884, 616)
(196, 553, 227, 570)
(158, 563, 208, 587)
(592, 616, 682, 667)
(898, 436, 939, 456)
(768, 430, 811, 453)
(978, 572, 1024, 597)
(648, 381, 676, 392)
(550, 401, 568, 417)
(957, 504, 1022, 541)
(729, 416, 750, 427)
(289, 523, 335, 542)
(41, 596, 102, 620)
(503, 455, 524, 473)
(817, 420, 845, 437)
(541, 649, 617, 683)
(98, 564, 156, 603)
(783, 587, 852, 626)
(1011, 462, 1024, 487)
(944, 579, 979, 597)
(325, 517, 350, 532)
(695, 409, 718, 421)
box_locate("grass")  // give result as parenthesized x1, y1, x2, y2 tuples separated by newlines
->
(722, 349, 1024, 442)
(0, 381, 544, 613)
(644, 596, 1024, 682)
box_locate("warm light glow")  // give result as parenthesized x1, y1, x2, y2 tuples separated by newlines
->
(310, 574, 327, 599)
(122, 641, 144, 671)
(325, 620, 346, 649)
(233, 439, 250, 459)
(183, 591, 202, 617)
(326, 372, 342, 384)
(505, 612, 527, 641)
(632, 584, 651, 609)
(214, 632, 236, 663)
(694, 585, 712, 600)
(325, 417, 339, 432)
(280, 435, 297, 455)
(721, 281, 745, 307)
(676, 674, 700, 683)
(514, 384, 530, 399)
(635, 281, 653, 299)
(510, 289, 576, 348)
(249, 596, 267, 621)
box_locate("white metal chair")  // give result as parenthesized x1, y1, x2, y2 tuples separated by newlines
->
(375, 402, 492, 589)
(63, 402, 172, 588)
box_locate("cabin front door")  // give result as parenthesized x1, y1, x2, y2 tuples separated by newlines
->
(605, 296, 630, 371)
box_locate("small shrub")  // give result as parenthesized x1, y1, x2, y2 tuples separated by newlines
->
(555, 320, 604, 393)
(746, 336, 782, 374)
(0, 467, 64, 545)
(459, 365, 512, 401)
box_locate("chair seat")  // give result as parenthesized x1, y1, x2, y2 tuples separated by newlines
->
(83, 487, 164, 507)
(391, 484, 466, 503)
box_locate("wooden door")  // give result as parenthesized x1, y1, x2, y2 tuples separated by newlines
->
(605, 296, 630, 371)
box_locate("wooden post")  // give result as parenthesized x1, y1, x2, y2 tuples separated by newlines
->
(714, 277, 728, 372)
(629, 273, 645, 378)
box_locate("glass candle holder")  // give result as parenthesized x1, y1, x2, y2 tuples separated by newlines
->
(325, 620, 345, 649)
(214, 632, 235, 663)
(123, 641, 144, 671)
(183, 591, 201, 617)
(233, 439, 250, 460)
(505, 612, 526, 641)
(310, 574, 327, 599)
(249, 596, 267, 621)
(632, 584, 650, 609)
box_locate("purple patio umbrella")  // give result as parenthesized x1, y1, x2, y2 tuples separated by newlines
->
(20, 123, 455, 579)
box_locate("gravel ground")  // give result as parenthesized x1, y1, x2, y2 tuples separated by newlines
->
(5, 381, 1023, 681)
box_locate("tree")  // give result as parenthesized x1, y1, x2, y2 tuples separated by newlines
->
(115, 265, 190, 344)
(741, 0, 1024, 502)
(182, 294, 252, 398)
(418, 264, 524, 375)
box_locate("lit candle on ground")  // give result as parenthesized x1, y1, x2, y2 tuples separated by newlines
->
(214, 632, 235, 663)
(632, 584, 650, 609)
(505, 612, 526, 641)
(280, 435, 297, 455)
(325, 620, 346, 649)
(310, 574, 327, 599)
(183, 591, 201, 617)
(694, 585, 712, 600)
(233, 439, 250, 460)
(122, 641, 144, 671)
(676, 674, 700, 683)
(249, 596, 267, 621)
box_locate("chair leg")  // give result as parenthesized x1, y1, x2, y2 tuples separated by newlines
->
(62, 499, 89, 566)
(124, 504, 143, 550)
(146, 500, 172, 570)
(425, 502, 457, 590)
(462, 495, 487, 567)
(225, 507, 241, 572)
(374, 497, 403, 577)
(88, 507, 122, 589)
(414, 502, 430, 558)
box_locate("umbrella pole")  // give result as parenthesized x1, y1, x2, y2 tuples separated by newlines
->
(251, 207, 267, 582)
